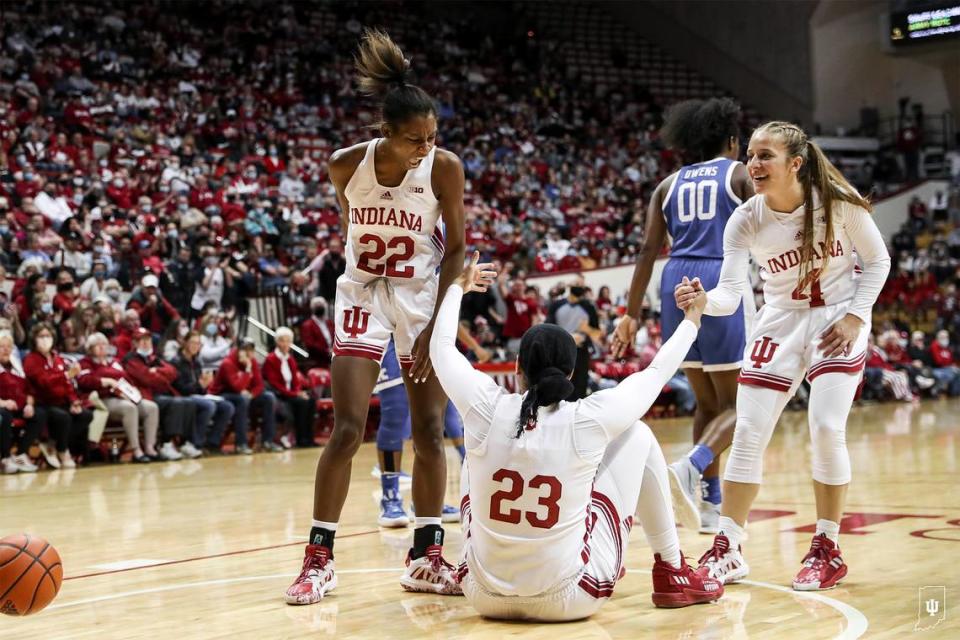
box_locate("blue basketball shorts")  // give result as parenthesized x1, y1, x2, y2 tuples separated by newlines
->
(659, 257, 754, 371)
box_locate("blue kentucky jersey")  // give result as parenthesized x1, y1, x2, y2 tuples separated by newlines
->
(662, 157, 742, 259)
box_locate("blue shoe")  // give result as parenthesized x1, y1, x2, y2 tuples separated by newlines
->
(371, 465, 412, 488)
(379, 473, 410, 528)
(409, 503, 461, 524)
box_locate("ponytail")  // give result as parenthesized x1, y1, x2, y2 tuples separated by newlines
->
(355, 29, 436, 129)
(515, 367, 574, 438)
(754, 121, 873, 298)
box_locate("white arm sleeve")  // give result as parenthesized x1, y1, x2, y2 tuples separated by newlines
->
(843, 205, 891, 323)
(430, 284, 502, 447)
(705, 209, 754, 317)
(574, 320, 698, 458)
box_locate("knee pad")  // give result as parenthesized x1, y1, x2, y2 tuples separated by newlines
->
(443, 401, 464, 440)
(377, 386, 410, 451)
(808, 417, 850, 485)
(722, 386, 784, 484)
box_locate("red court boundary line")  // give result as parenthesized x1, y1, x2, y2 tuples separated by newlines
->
(63, 529, 381, 581)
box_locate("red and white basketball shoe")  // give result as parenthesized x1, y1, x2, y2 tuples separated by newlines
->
(400, 545, 463, 595)
(651, 553, 724, 608)
(696, 534, 750, 584)
(792, 534, 847, 591)
(285, 545, 337, 605)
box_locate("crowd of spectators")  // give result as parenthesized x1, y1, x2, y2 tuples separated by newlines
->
(2, 1, 960, 473)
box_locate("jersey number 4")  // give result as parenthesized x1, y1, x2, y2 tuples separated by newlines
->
(676, 180, 718, 222)
(489, 468, 562, 529)
(357, 233, 415, 278)
(791, 268, 825, 307)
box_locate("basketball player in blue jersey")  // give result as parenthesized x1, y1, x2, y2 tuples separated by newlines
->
(613, 98, 754, 534)
(376, 338, 464, 527)
(286, 30, 467, 604)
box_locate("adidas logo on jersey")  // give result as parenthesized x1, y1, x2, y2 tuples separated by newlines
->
(381, 191, 393, 200)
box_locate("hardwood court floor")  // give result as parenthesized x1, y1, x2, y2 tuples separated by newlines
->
(2, 398, 958, 639)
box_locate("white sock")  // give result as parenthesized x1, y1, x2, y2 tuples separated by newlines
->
(815, 518, 840, 545)
(312, 519, 338, 531)
(414, 517, 442, 528)
(718, 516, 745, 550)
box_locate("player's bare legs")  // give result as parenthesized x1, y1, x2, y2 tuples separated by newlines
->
(813, 481, 847, 524)
(313, 356, 381, 520)
(286, 356, 380, 606)
(399, 369, 461, 594)
(669, 368, 737, 532)
(403, 370, 448, 523)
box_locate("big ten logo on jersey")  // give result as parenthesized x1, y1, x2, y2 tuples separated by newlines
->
(407, 185, 424, 194)
(749, 336, 779, 368)
(342, 306, 371, 339)
(676, 178, 719, 222)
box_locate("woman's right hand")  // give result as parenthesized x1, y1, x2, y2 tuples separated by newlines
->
(611, 316, 638, 359)
(455, 251, 497, 294)
(677, 277, 706, 326)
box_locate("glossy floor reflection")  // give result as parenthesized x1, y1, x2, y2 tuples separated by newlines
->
(2, 398, 958, 638)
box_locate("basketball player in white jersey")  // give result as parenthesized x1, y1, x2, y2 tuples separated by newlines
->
(675, 122, 891, 591)
(286, 30, 466, 604)
(429, 254, 724, 621)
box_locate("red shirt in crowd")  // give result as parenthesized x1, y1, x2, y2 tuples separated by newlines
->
(22, 351, 79, 406)
(0, 361, 32, 410)
(502, 294, 538, 339)
(76, 357, 129, 398)
(300, 316, 334, 366)
(931, 342, 956, 368)
(208, 349, 264, 396)
(262, 350, 304, 398)
(122, 351, 178, 400)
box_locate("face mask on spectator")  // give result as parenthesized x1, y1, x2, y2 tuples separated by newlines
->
(178, 203, 188, 212)
(0, 225, 8, 236)
(107, 290, 120, 301)
(73, 194, 84, 205)
(73, 177, 84, 187)
(205, 323, 218, 337)
(939, 336, 950, 347)
(205, 256, 218, 267)
(37, 336, 54, 352)
(178, 325, 190, 338)
(113, 178, 124, 188)
(159, 185, 170, 193)
(40, 302, 53, 315)
(167, 229, 178, 239)
(142, 203, 153, 213)
(137, 346, 153, 357)
(24, 172, 34, 181)
(94, 270, 105, 280)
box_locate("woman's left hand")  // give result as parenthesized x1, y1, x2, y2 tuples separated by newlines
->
(818, 313, 864, 358)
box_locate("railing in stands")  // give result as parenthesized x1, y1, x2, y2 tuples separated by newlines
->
(474, 361, 520, 393)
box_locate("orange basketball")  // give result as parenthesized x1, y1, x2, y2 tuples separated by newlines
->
(0, 534, 63, 616)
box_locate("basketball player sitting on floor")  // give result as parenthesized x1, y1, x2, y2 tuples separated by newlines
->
(429, 254, 723, 621)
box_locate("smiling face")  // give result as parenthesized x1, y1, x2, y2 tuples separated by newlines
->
(384, 114, 437, 169)
(745, 131, 803, 196)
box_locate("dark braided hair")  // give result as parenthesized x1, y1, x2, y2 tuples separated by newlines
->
(515, 325, 577, 438)
(661, 98, 741, 163)
(355, 28, 436, 130)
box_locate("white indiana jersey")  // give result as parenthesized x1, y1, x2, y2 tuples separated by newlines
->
(343, 139, 444, 283)
(706, 192, 890, 321)
(463, 399, 605, 597)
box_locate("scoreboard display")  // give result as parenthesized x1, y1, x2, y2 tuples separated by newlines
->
(890, 2, 960, 45)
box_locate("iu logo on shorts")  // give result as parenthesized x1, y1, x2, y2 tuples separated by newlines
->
(343, 306, 371, 339)
(749, 336, 779, 369)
